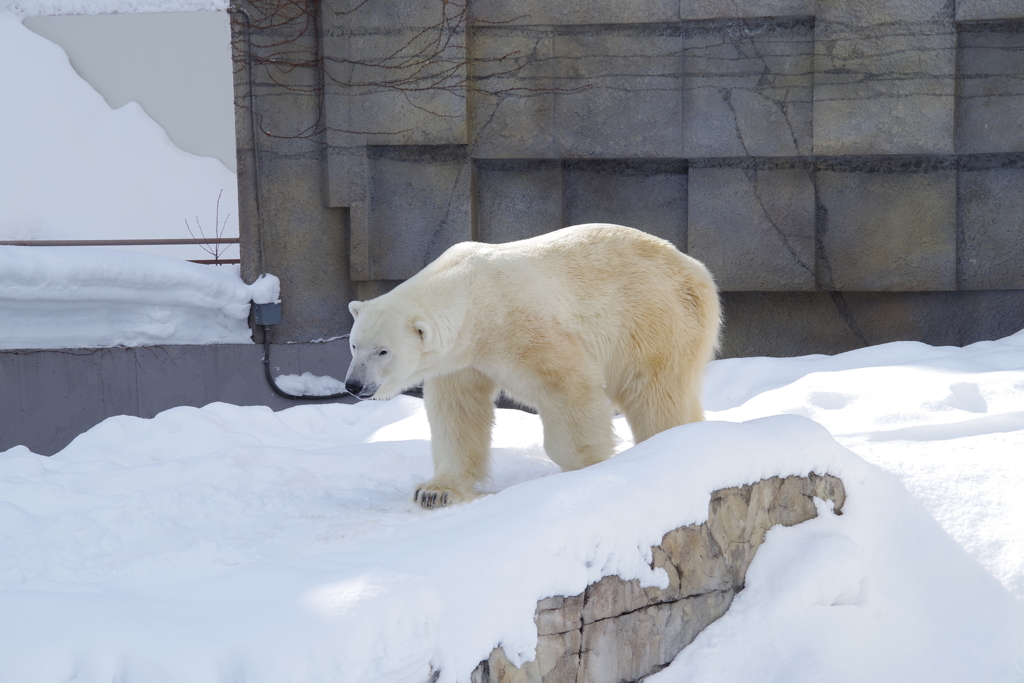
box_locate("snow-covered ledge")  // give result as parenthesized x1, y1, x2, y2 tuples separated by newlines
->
(471, 473, 846, 683)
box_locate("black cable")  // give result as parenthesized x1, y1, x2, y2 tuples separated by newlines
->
(261, 326, 349, 401)
(260, 326, 423, 401)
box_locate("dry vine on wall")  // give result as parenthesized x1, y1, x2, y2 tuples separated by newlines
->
(228, 0, 538, 141)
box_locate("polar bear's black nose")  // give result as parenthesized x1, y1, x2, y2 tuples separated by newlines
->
(345, 380, 364, 396)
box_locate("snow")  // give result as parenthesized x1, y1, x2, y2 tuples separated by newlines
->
(0, 10, 237, 262)
(3, 333, 1024, 682)
(0, 247, 279, 348)
(274, 371, 348, 397)
(2, 0, 1023, 679)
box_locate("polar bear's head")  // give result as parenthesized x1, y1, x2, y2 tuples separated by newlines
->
(344, 299, 435, 400)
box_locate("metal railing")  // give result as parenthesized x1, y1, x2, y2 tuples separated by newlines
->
(0, 238, 241, 264)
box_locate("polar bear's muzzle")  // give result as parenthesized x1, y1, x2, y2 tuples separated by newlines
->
(343, 377, 378, 400)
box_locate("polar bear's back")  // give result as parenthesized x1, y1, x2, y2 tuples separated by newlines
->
(455, 224, 720, 376)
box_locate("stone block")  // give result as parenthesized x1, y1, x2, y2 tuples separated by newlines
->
(476, 630, 581, 683)
(707, 479, 775, 587)
(658, 524, 731, 598)
(810, 472, 847, 514)
(469, 27, 558, 159)
(577, 591, 734, 683)
(956, 0, 1024, 21)
(816, 160, 957, 291)
(536, 594, 583, 636)
(770, 475, 824, 526)
(474, 159, 562, 244)
(581, 575, 653, 625)
(471, 0, 678, 26)
(688, 163, 815, 291)
(959, 160, 1024, 289)
(682, 18, 814, 157)
(364, 145, 471, 280)
(553, 25, 683, 158)
(957, 22, 1024, 154)
(813, 0, 955, 154)
(563, 159, 687, 248)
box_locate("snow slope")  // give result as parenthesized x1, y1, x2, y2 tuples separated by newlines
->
(706, 332, 1024, 598)
(0, 246, 278, 348)
(2, 333, 1023, 683)
(0, 10, 237, 261)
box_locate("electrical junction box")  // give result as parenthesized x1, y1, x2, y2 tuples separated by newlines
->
(252, 301, 282, 326)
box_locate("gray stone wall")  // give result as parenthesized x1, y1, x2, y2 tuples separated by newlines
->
(468, 473, 846, 683)
(231, 0, 1024, 355)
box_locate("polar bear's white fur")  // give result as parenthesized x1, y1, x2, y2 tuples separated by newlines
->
(344, 224, 721, 508)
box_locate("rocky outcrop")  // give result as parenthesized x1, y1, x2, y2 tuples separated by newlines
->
(470, 473, 846, 683)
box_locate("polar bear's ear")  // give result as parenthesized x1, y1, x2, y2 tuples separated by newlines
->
(349, 300, 365, 318)
(413, 318, 435, 351)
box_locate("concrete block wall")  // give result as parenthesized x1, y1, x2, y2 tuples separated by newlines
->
(232, 0, 1024, 356)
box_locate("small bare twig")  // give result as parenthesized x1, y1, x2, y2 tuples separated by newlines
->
(185, 190, 233, 263)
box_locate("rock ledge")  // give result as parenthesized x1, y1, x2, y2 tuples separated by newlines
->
(471, 473, 846, 683)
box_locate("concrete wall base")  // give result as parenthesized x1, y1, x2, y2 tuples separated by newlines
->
(0, 340, 355, 456)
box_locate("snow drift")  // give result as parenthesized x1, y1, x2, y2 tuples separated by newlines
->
(3, 328, 1024, 683)
(0, 246, 278, 348)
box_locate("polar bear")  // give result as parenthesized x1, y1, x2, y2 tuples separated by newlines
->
(344, 224, 721, 509)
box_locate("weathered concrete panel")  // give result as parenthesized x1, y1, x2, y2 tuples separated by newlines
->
(0, 341, 355, 456)
(563, 159, 687, 248)
(682, 18, 814, 157)
(553, 24, 683, 158)
(321, 0, 467, 149)
(469, 27, 558, 159)
(959, 158, 1024, 290)
(956, 0, 1024, 21)
(719, 292, 868, 357)
(813, 0, 956, 154)
(475, 159, 563, 244)
(232, 3, 355, 343)
(365, 145, 472, 280)
(233, 0, 1024, 355)
(472, 0, 679, 26)
(817, 159, 957, 291)
(719, 291, 1024, 357)
(957, 21, 1024, 154)
(688, 162, 815, 291)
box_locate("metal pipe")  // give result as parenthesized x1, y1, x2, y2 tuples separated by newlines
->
(0, 238, 240, 246)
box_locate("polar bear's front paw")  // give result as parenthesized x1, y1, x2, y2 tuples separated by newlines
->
(414, 482, 470, 509)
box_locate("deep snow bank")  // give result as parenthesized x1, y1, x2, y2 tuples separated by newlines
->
(1, 398, 1021, 683)
(0, 246, 277, 348)
(707, 329, 1024, 599)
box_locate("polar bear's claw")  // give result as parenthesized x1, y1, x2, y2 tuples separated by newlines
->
(414, 486, 453, 509)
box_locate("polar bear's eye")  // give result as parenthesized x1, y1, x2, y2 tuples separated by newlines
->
(377, 349, 388, 357)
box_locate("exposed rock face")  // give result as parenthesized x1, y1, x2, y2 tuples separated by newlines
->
(470, 473, 846, 683)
